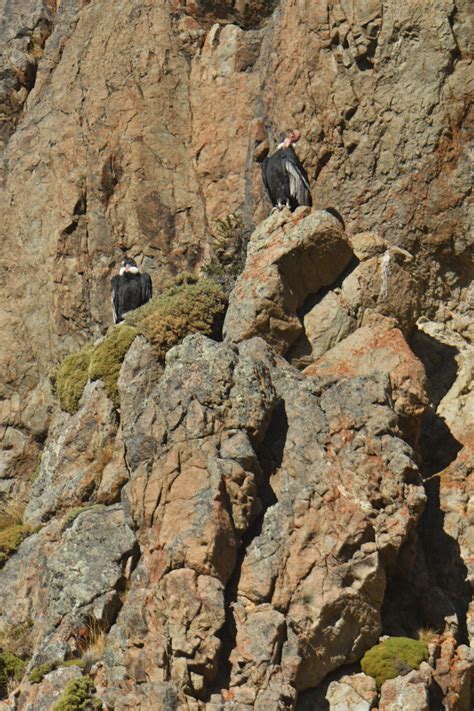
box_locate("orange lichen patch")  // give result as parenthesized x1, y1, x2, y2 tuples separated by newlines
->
(305, 319, 428, 421)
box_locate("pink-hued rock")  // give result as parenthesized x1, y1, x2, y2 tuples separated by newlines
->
(304, 316, 428, 444)
(379, 668, 430, 711)
(224, 209, 353, 353)
(100, 333, 426, 703)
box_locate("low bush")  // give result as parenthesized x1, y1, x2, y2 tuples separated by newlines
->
(360, 636, 429, 688)
(0, 620, 33, 659)
(0, 651, 26, 695)
(53, 676, 102, 710)
(29, 661, 55, 683)
(136, 277, 227, 360)
(203, 213, 248, 294)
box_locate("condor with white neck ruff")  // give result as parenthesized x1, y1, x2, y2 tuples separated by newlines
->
(111, 257, 152, 324)
(262, 129, 312, 211)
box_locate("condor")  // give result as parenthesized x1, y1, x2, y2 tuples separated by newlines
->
(262, 129, 312, 211)
(111, 257, 152, 324)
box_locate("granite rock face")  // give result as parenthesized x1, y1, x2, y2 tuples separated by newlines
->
(326, 672, 377, 711)
(0, 505, 137, 667)
(24, 381, 127, 525)
(98, 332, 426, 706)
(0, 0, 472, 709)
(0, 0, 471, 456)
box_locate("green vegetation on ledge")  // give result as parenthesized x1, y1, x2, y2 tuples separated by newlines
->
(361, 636, 429, 688)
(29, 662, 55, 684)
(53, 676, 102, 710)
(0, 504, 35, 568)
(128, 274, 227, 359)
(56, 343, 95, 414)
(0, 651, 26, 695)
(203, 213, 248, 294)
(56, 275, 227, 414)
(88, 325, 137, 405)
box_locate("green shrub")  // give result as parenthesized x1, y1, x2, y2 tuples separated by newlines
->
(360, 636, 429, 688)
(0, 651, 26, 694)
(62, 659, 86, 670)
(29, 661, 55, 683)
(53, 676, 102, 710)
(56, 344, 94, 414)
(0, 620, 33, 659)
(28, 658, 86, 684)
(135, 278, 227, 360)
(88, 325, 137, 405)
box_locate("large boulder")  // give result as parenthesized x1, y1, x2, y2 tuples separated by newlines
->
(304, 315, 428, 445)
(223, 209, 353, 353)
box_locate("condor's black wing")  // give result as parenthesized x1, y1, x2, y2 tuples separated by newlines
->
(111, 274, 122, 324)
(140, 272, 152, 306)
(261, 155, 276, 206)
(283, 148, 312, 207)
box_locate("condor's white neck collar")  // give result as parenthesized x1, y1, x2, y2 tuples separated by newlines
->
(120, 266, 139, 276)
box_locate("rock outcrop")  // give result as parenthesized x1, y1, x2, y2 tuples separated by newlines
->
(0, 0, 471, 468)
(0, 0, 472, 709)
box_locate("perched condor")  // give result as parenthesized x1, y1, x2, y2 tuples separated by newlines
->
(111, 257, 152, 324)
(262, 129, 312, 211)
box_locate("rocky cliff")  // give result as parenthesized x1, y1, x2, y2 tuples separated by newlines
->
(0, 1, 472, 709)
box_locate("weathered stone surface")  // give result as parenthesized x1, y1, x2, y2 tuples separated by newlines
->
(0, 0, 56, 148)
(326, 672, 377, 711)
(117, 335, 164, 471)
(24, 382, 126, 525)
(304, 316, 428, 444)
(433, 639, 474, 711)
(379, 668, 430, 711)
(229, 339, 426, 694)
(98, 332, 427, 704)
(0, 505, 137, 665)
(339, 251, 422, 335)
(105, 334, 276, 697)
(0, 0, 471, 479)
(289, 238, 424, 368)
(224, 209, 353, 353)
(0, 1, 472, 708)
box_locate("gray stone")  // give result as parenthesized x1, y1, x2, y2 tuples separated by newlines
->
(326, 672, 377, 711)
(24, 382, 124, 525)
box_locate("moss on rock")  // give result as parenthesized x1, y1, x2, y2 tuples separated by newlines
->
(88, 325, 138, 405)
(60, 504, 105, 534)
(29, 661, 55, 683)
(56, 344, 94, 414)
(361, 636, 429, 688)
(53, 676, 102, 710)
(135, 277, 227, 360)
(0, 524, 34, 567)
